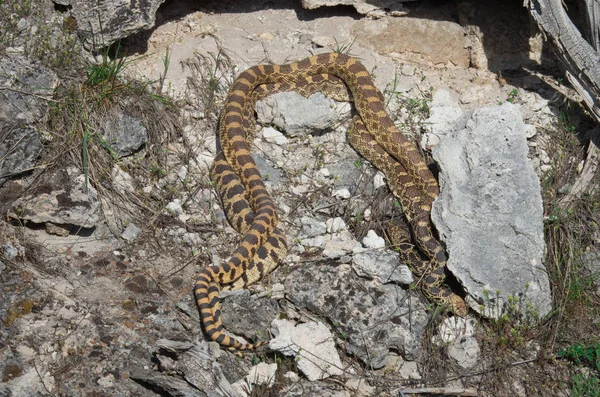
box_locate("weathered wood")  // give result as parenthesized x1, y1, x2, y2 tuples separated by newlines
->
(582, 0, 600, 50)
(527, 0, 600, 204)
(398, 387, 478, 396)
(528, 0, 600, 119)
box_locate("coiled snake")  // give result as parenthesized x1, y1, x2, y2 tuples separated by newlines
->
(194, 53, 467, 353)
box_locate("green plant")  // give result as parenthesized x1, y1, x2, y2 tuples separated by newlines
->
(385, 77, 432, 129)
(85, 41, 130, 95)
(158, 47, 171, 94)
(507, 89, 519, 103)
(572, 373, 600, 397)
(331, 36, 357, 55)
(558, 342, 600, 372)
(480, 286, 540, 350)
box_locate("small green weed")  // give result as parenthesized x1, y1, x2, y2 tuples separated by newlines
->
(385, 75, 432, 130)
(506, 88, 519, 103)
(480, 286, 540, 350)
(157, 47, 172, 94)
(331, 36, 357, 56)
(572, 373, 600, 397)
(558, 342, 600, 372)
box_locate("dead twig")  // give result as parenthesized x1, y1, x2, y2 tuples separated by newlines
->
(398, 387, 478, 396)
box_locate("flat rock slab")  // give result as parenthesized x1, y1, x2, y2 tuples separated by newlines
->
(9, 168, 101, 230)
(270, 319, 344, 381)
(432, 103, 551, 319)
(285, 262, 429, 368)
(355, 17, 469, 67)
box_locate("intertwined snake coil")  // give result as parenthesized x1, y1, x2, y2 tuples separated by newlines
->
(194, 53, 467, 353)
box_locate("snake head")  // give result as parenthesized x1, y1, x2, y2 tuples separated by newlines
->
(449, 295, 468, 317)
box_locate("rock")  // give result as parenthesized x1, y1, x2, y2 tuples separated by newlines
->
(262, 127, 289, 145)
(322, 230, 360, 258)
(301, 216, 327, 237)
(57, 0, 166, 48)
(9, 169, 101, 229)
(332, 188, 351, 199)
(102, 112, 148, 158)
(301, 0, 410, 17)
(182, 232, 201, 246)
(245, 362, 278, 388)
(582, 249, 600, 295)
(352, 250, 413, 285)
(325, 217, 347, 233)
(436, 316, 476, 345)
(220, 290, 279, 344)
(524, 124, 537, 139)
(97, 374, 115, 388)
(0, 54, 56, 187)
(396, 359, 421, 380)
(355, 18, 469, 67)
(522, 75, 543, 90)
(317, 168, 331, 178)
(286, 263, 429, 368)
(270, 319, 343, 381)
(121, 223, 142, 241)
(256, 92, 351, 137)
(45, 222, 70, 236)
(301, 235, 325, 249)
(131, 338, 239, 396)
(254, 155, 283, 184)
(0, 55, 58, 123)
(0, 124, 44, 187)
(431, 89, 457, 107)
(311, 36, 336, 48)
(432, 103, 551, 319)
(112, 165, 136, 193)
(361, 230, 385, 249)
(165, 199, 183, 216)
(447, 335, 480, 369)
(422, 90, 464, 149)
(373, 172, 385, 189)
(2, 243, 19, 260)
(345, 378, 374, 396)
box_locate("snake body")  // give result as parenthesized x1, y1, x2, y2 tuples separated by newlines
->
(194, 53, 467, 353)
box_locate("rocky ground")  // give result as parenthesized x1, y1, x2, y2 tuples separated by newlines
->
(1, 0, 600, 396)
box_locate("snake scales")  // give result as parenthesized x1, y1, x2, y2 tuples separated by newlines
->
(194, 53, 467, 352)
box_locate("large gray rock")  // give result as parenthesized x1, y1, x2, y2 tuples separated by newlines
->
(102, 112, 149, 158)
(432, 103, 551, 319)
(0, 124, 43, 186)
(54, 0, 166, 48)
(0, 55, 57, 186)
(286, 262, 429, 368)
(0, 55, 58, 123)
(256, 92, 351, 137)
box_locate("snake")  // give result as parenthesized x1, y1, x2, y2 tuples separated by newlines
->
(193, 52, 467, 353)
